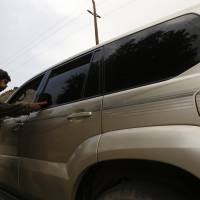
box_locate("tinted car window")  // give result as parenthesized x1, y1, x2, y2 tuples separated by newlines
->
(41, 54, 92, 106)
(104, 14, 200, 93)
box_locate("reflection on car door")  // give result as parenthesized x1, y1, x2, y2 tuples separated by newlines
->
(0, 115, 27, 192)
(19, 50, 103, 200)
(0, 75, 44, 193)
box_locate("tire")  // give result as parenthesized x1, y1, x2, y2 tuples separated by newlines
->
(96, 180, 193, 200)
(77, 161, 200, 200)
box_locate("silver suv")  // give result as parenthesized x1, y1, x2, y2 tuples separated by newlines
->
(1, 6, 200, 200)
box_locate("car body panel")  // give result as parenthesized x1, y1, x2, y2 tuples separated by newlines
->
(103, 73, 200, 133)
(18, 97, 102, 199)
(0, 115, 28, 192)
(66, 134, 101, 200)
(98, 125, 200, 178)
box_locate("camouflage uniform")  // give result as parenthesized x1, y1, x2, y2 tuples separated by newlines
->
(0, 102, 32, 118)
(0, 69, 33, 118)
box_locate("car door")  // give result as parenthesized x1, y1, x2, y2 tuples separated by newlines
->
(102, 13, 200, 133)
(0, 74, 45, 193)
(19, 50, 103, 200)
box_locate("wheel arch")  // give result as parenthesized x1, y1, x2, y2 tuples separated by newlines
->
(70, 125, 200, 199)
(75, 159, 200, 200)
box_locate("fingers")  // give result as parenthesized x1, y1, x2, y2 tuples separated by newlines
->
(37, 101, 48, 105)
(29, 101, 48, 111)
(30, 104, 41, 110)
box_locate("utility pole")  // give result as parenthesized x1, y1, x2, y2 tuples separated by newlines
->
(87, 0, 101, 45)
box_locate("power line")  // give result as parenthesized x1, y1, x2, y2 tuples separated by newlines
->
(3, 12, 85, 68)
(14, 0, 139, 69)
(2, 0, 109, 67)
(2, 0, 107, 67)
(14, 21, 92, 68)
(101, 0, 139, 17)
(4, 0, 138, 69)
(95, 0, 113, 8)
(1, 0, 87, 66)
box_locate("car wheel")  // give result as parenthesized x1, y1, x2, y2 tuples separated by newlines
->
(96, 180, 193, 200)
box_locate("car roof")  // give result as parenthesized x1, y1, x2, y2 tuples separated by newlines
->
(21, 3, 200, 84)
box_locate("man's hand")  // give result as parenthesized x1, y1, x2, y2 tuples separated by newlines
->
(29, 101, 47, 111)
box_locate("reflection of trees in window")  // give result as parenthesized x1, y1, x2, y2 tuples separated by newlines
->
(105, 27, 199, 92)
(56, 73, 85, 104)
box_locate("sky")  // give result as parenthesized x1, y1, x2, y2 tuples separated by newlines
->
(0, 0, 200, 91)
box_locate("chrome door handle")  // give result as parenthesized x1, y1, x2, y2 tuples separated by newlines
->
(67, 112, 93, 120)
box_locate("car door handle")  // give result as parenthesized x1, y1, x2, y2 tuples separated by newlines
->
(67, 112, 93, 120)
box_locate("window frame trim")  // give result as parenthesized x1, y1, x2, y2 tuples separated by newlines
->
(36, 48, 103, 109)
(83, 48, 103, 99)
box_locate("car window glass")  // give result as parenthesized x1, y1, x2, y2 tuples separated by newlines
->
(40, 53, 92, 107)
(104, 14, 200, 93)
(10, 75, 44, 104)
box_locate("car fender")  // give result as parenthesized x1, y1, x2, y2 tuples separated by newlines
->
(98, 125, 200, 178)
(66, 134, 101, 199)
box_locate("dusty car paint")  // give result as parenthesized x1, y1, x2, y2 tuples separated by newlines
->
(0, 4, 200, 200)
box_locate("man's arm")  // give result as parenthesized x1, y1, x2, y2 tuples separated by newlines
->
(0, 102, 46, 118)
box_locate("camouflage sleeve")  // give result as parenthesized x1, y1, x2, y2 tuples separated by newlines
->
(0, 102, 32, 118)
